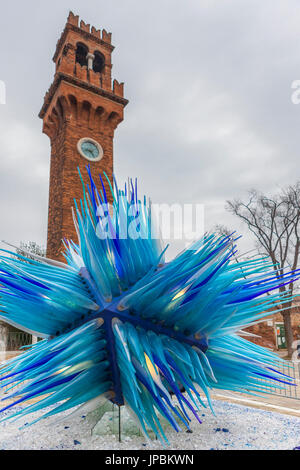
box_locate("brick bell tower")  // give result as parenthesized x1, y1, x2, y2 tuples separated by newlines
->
(39, 12, 128, 260)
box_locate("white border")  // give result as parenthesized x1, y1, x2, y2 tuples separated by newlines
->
(77, 137, 103, 162)
(0, 80, 6, 104)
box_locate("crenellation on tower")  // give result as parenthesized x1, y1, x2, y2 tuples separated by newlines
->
(91, 26, 101, 39)
(89, 68, 102, 88)
(79, 20, 90, 33)
(102, 29, 112, 43)
(40, 12, 128, 260)
(74, 62, 88, 81)
(67, 11, 79, 27)
(113, 79, 124, 98)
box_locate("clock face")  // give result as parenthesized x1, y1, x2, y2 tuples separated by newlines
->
(77, 138, 103, 162)
(81, 141, 99, 160)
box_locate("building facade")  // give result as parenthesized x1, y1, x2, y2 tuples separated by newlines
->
(246, 302, 300, 351)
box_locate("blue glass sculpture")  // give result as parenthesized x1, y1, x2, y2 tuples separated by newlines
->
(0, 169, 297, 443)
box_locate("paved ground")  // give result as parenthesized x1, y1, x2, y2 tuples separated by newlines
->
(211, 392, 300, 417)
(210, 358, 300, 417)
(0, 351, 299, 449)
(0, 398, 299, 450)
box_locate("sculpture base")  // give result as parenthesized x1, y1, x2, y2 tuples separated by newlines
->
(91, 400, 188, 442)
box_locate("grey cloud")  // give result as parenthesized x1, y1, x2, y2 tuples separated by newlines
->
(0, 0, 299, 258)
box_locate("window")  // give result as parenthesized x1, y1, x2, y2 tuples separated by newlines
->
(93, 51, 105, 73)
(75, 43, 88, 67)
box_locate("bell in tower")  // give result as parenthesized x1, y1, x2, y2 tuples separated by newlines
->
(39, 11, 128, 261)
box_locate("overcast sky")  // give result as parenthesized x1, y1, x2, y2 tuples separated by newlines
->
(0, 0, 300, 259)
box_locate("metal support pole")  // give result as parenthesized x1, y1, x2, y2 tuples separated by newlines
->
(118, 405, 121, 442)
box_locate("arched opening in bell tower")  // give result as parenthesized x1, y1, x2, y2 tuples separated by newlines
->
(75, 43, 88, 67)
(93, 51, 105, 73)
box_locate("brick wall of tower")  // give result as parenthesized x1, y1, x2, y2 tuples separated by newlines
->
(47, 122, 65, 258)
(47, 125, 113, 259)
(60, 122, 114, 255)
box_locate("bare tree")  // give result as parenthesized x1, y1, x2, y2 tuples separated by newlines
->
(227, 183, 300, 357)
(214, 224, 257, 280)
(214, 224, 232, 238)
(16, 241, 46, 261)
